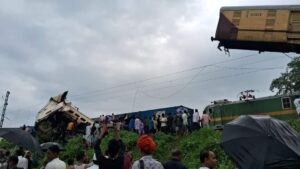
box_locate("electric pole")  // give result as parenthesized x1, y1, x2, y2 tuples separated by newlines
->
(0, 91, 10, 128)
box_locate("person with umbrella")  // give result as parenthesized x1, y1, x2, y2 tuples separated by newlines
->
(44, 145, 66, 169)
(221, 115, 300, 169)
(199, 150, 217, 169)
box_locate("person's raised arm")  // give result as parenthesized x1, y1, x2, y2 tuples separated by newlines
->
(93, 123, 108, 163)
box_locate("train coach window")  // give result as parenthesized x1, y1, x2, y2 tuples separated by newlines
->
(266, 19, 275, 27)
(282, 97, 292, 109)
(267, 10, 277, 17)
(233, 11, 241, 18)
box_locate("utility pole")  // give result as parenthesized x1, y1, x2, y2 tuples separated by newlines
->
(0, 91, 10, 128)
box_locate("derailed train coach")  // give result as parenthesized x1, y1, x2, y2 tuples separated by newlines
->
(204, 92, 300, 128)
(211, 5, 300, 53)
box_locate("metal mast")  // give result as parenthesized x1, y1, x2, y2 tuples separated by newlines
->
(0, 91, 10, 128)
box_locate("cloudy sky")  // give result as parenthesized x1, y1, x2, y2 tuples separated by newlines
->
(0, 0, 299, 127)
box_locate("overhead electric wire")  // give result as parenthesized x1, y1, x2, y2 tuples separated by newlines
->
(71, 53, 260, 99)
(139, 67, 282, 99)
(71, 66, 283, 102)
(71, 55, 283, 101)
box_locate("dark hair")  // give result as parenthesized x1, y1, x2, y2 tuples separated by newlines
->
(5, 150, 10, 156)
(8, 155, 19, 165)
(108, 139, 120, 157)
(200, 150, 210, 163)
(76, 151, 85, 161)
(48, 145, 60, 154)
(15, 149, 24, 156)
(67, 159, 74, 165)
(171, 149, 182, 157)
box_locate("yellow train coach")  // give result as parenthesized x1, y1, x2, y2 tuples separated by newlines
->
(211, 5, 300, 54)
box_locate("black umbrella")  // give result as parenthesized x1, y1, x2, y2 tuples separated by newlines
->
(220, 115, 300, 169)
(40, 142, 64, 151)
(0, 128, 41, 153)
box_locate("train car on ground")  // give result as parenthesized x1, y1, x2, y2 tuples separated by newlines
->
(112, 105, 193, 123)
(212, 5, 300, 53)
(204, 92, 300, 128)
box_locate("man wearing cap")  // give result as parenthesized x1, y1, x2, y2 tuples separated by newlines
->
(45, 145, 66, 169)
(163, 149, 187, 169)
(132, 135, 164, 169)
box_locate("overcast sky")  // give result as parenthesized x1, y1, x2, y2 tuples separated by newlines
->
(0, 0, 299, 127)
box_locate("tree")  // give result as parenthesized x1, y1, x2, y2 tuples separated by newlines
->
(270, 56, 300, 95)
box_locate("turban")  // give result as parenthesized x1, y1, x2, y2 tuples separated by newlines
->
(137, 135, 156, 154)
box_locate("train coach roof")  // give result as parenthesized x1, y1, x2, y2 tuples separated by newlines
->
(206, 92, 300, 108)
(221, 5, 300, 11)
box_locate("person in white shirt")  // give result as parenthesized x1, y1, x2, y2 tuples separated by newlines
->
(181, 112, 188, 135)
(294, 98, 300, 115)
(135, 117, 140, 133)
(45, 145, 66, 169)
(193, 109, 200, 131)
(16, 149, 28, 169)
(199, 150, 217, 169)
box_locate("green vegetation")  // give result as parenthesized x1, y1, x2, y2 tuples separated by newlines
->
(39, 129, 234, 169)
(2, 119, 300, 169)
(270, 56, 300, 94)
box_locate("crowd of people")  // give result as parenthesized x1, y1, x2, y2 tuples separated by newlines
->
(0, 147, 33, 169)
(40, 122, 218, 169)
(85, 109, 211, 146)
(0, 109, 214, 169)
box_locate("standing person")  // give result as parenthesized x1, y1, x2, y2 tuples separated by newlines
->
(157, 115, 161, 132)
(16, 149, 28, 169)
(135, 117, 140, 133)
(160, 114, 168, 133)
(132, 135, 164, 169)
(181, 111, 188, 135)
(187, 112, 193, 134)
(44, 145, 66, 169)
(144, 117, 149, 134)
(167, 114, 174, 134)
(201, 111, 211, 128)
(93, 123, 125, 169)
(152, 115, 157, 134)
(163, 149, 187, 169)
(24, 151, 32, 169)
(7, 155, 22, 169)
(193, 109, 200, 131)
(138, 120, 145, 136)
(199, 150, 217, 169)
(148, 116, 154, 134)
(175, 113, 183, 136)
(129, 117, 135, 132)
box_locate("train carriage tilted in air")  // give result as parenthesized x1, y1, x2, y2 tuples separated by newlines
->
(211, 5, 300, 54)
